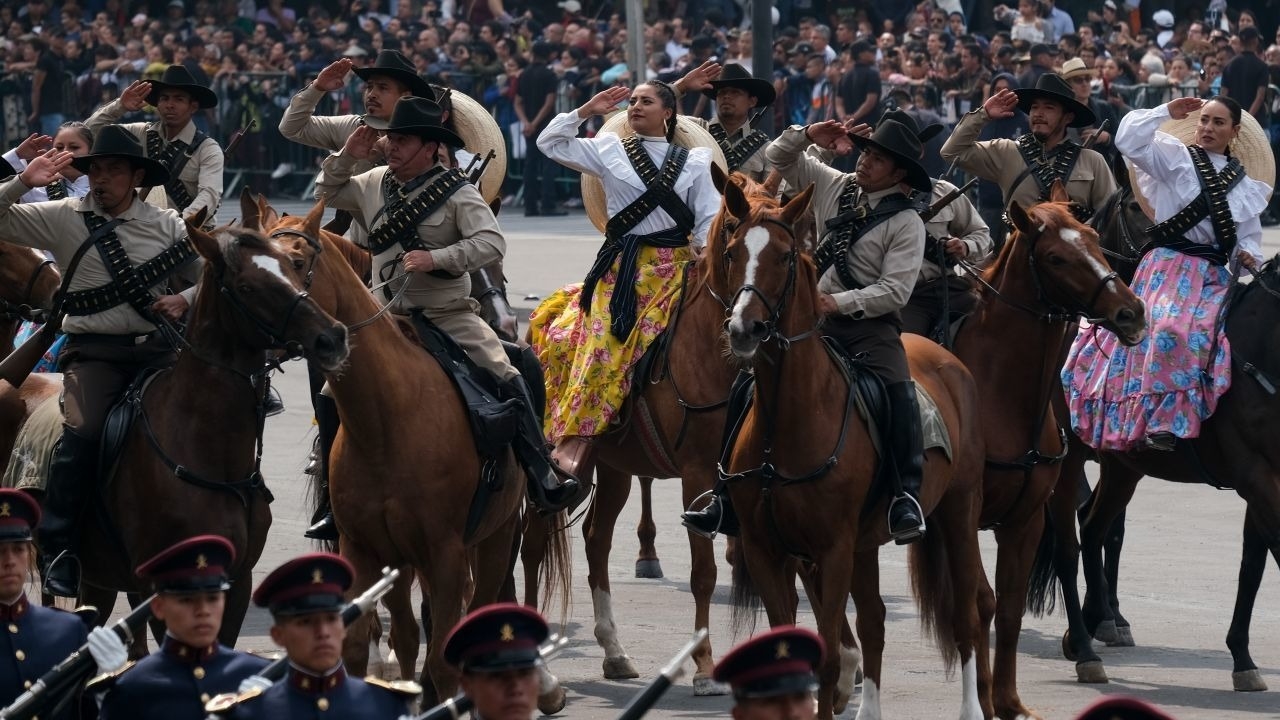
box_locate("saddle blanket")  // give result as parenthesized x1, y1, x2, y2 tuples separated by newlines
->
(3, 393, 60, 492)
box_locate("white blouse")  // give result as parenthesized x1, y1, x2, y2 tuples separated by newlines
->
(2, 149, 91, 204)
(536, 111, 721, 248)
(1114, 105, 1271, 264)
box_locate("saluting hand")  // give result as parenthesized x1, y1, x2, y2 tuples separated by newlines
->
(19, 149, 74, 188)
(806, 120, 854, 156)
(15, 133, 53, 162)
(120, 80, 153, 112)
(315, 58, 355, 92)
(578, 86, 631, 119)
(675, 60, 722, 94)
(842, 119, 873, 139)
(1167, 96, 1204, 121)
(343, 125, 380, 161)
(983, 88, 1019, 120)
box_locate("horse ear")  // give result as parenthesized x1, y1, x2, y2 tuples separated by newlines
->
(762, 169, 783, 197)
(724, 174, 751, 220)
(780, 183, 815, 230)
(258, 195, 280, 230)
(186, 218, 224, 267)
(710, 163, 730, 193)
(1007, 201, 1036, 236)
(185, 206, 209, 229)
(239, 187, 260, 231)
(1048, 179, 1070, 203)
(1112, 153, 1131, 191)
(303, 198, 326, 239)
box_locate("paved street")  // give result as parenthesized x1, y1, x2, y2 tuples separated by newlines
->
(102, 201, 1280, 718)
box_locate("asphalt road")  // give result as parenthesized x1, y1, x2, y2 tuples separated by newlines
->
(96, 201, 1280, 719)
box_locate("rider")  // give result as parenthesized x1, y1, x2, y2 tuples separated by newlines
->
(442, 603, 550, 720)
(315, 96, 580, 515)
(85, 65, 223, 225)
(713, 626, 825, 720)
(0, 126, 200, 598)
(1063, 95, 1271, 452)
(2, 123, 93, 203)
(0, 488, 123, 720)
(940, 73, 1115, 222)
(676, 62, 776, 182)
(203, 553, 418, 718)
(529, 82, 720, 483)
(683, 118, 932, 545)
(91, 535, 271, 719)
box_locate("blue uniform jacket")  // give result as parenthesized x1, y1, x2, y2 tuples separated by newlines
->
(0, 595, 89, 720)
(219, 663, 414, 719)
(96, 636, 270, 719)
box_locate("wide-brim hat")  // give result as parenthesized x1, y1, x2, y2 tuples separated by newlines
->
(1059, 57, 1095, 81)
(851, 119, 932, 193)
(703, 63, 777, 107)
(71, 125, 170, 187)
(878, 107, 944, 144)
(582, 112, 728, 233)
(1015, 73, 1095, 127)
(353, 49, 433, 99)
(444, 89, 507, 203)
(146, 64, 218, 108)
(1128, 107, 1276, 218)
(384, 96, 466, 149)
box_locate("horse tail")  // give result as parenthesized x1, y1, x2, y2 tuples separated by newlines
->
(537, 510, 573, 629)
(908, 518, 959, 674)
(729, 537, 761, 637)
(1025, 506, 1059, 617)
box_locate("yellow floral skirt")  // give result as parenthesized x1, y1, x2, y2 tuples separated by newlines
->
(529, 244, 692, 443)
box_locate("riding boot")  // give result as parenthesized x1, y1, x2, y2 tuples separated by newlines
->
(262, 383, 285, 418)
(680, 486, 739, 539)
(39, 429, 98, 598)
(304, 393, 340, 541)
(885, 381, 926, 545)
(502, 377, 584, 515)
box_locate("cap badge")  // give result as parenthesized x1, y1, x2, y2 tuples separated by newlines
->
(0, 503, 10, 517)
(775, 641, 790, 659)
(312, 568, 324, 584)
(500, 623, 515, 642)
(196, 554, 208, 569)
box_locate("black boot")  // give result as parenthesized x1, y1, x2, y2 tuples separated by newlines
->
(503, 377, 583, 515)
(681, 489, 739, 539)
(262, 383, 285, 418)
(305, 393, 340, 541)
(40, 429, 98, 598)
(885, 381, 926, 545)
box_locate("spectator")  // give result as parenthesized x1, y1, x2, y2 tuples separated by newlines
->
(255, 0, 297, 33)
(1221, 27, 1269, 124)
(1008, 0, 1047, 44)
(516, 42, 563, 217)
(806, 54, 838, 124)
(20, 36, 69, 136)
(975, 72, 1026, 248)
(838, 40, 882, 126)
(1018, 43, 1057, 89)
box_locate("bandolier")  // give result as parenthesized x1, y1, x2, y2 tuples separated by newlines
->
(365, 165, 471, 299)
(1142, 144, 1245, 265)
(1013, 132, 1091, 221)
(44, 180, 67, 201)
(813, 180, 916, 292)
(146, 127, 209, 212)
(62, 215, 196, 318)
(709, 123, 770, 174)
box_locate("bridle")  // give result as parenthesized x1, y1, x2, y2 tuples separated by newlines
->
(1089, 185, 1143, 268)
(1, 256, 56, 324)
(213, 231, 321, 359)
(716, 215, 819, 348)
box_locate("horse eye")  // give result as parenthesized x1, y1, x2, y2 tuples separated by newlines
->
(292, 258, 305, 270)
(237, 283, 254, 294)
(1047, 253, 1066, 266)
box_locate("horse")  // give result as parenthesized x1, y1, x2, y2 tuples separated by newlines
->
(713, 176, 991, 720)
(0, 240, 59, 355)
(1035, 163, 1280, 692)
(2, 211, 349, 647)
(251, 195, 571, 706)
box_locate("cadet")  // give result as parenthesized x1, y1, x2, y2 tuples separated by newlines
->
(442, 603, 550, 720)
(713, 626, 824, 720)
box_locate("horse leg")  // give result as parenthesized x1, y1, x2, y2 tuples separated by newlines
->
(380, 571, 418, 681)
(991, 511, 1047, 720)
(1079, 459, 1140, 644)
(420, 555, 471, 706)
(684, 471, 725, 696)
(934, 495, 992, 720)
(218, 564, 254, 648)
(1100, 508, 1133, 646)
(339, 541, 388, 679)
(849, 549, 884, 720)
(585, 465, 640, 680)
(128, 590, 164, 648)
(634, 476, 663, 578)
(1226, 511, 1270, 692)
(1047, 452, 1107, 682)
(520, 507, 549, 607)
(798, 563, 860, 715)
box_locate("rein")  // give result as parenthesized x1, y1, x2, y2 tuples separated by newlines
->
(1, 257, 56, 324)
(1090, 185, 1142, 266)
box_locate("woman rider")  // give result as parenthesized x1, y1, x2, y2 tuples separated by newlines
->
(1063, 95, 1272, 451)
(531, 82, 721, 478)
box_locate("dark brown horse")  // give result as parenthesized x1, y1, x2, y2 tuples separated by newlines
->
(254, 197, 571, 705)
(4, 213, 349, 645)
(0, 240, 59, 355)
(714, 177, 990, 720)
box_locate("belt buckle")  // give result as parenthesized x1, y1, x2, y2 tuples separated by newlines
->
(135, 333, 150, 345)
(853, 206, 868, 220)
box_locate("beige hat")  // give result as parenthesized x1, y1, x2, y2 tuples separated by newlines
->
(1059, 57, 1095, 80)
(1129, 108, 1276, 217)
(581, 113, 728, 233)
(446, 90, 507, 204)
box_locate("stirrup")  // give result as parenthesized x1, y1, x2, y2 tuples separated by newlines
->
(43, 550, 81, 598)
(1142, 432, 1177, 452)
(680, 490, 724, 539)
(887, 494, 926, 545)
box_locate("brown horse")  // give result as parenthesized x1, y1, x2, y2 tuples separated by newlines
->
(0, 240, 59, 355)
(253, 196, 570, 705)
(4, 214, 349, 645)
(714, 177, 990, 720)
(949, 188, 1146, 718)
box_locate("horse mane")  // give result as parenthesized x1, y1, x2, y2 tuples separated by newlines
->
(981, 201, 1079, 288)
(703, 171, 785, 295)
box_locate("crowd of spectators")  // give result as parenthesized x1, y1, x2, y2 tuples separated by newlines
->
(0, 0, 1276, 207)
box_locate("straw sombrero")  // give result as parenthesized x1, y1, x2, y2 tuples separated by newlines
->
(446, 90, 507, 204)
(582, 112, 729, 233)
(1128, 107, 1275, 219)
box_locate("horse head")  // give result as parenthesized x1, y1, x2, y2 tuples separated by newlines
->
(1001, 187, 1147, 346)
(186, 207, 350, 372)
(0, 240, 59, 325)
(1088, 155, 1149, 283)
(714, 172, 815, 360)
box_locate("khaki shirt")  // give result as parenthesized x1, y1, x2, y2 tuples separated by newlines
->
(85, 103, 224, 221)
(687, 117, 769, 180)
(919, 178, 992, 283)
(0, 178, 200, 335)
(767, 125, 924, 320)
(315, 154, 504, 313)
(940, 108, 1116, 213)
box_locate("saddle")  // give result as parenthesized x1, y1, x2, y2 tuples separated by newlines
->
(100, 367, 167, 484)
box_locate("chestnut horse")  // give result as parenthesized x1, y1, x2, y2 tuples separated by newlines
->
(0, 240, 59, 355)
(3, 214, 349, 645)
(252, 196, 570, 705)
(714, 178, 990, 720)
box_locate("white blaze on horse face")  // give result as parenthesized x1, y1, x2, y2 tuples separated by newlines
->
(591, 588, 629, 661)
(252, 254, 291, 285)
(855, 676, 882, 720)
(959, 652, 983, 720)
(728, 226, 772, 336)
(1058, 226, 1115, 285)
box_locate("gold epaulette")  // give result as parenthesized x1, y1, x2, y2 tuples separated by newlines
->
(204, 686, 264, 715)
(363, 675, 423, 698)
(84, 660, 137, 692)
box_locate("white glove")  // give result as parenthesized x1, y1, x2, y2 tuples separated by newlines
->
(238, 675, 274, 694)
(87, 627, 129, 676)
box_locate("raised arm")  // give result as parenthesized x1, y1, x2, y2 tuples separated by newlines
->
(940, 89, 1019, 183)
(535, 86, 630, 177)
(765, 122, 849, 196)
(315, 125, 380, 215)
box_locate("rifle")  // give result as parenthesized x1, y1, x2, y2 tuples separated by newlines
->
(920, 176, 979, 224)
(413, 633, 570, 720)
(224, 118, 258, 159)
(1082, 118, 1111, 152)
(615, 628, 708, 720)
(466, 148, 497, 188)
(919, 176, 978, 349)
(0, 597, 154, 720)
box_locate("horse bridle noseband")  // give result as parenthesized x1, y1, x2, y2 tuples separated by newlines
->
(1, 257, 56, 324)
(719, 215, 818, 348)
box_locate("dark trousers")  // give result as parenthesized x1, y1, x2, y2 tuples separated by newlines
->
(820, 314, 910, 384)
(59, 334, 175, 440)
(901, 276, 978, 338)
(522, 130, 558, 213)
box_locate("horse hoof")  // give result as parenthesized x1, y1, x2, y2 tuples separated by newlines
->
(834, 644, 861, 714)
(634, 559, 664, 579)
(692, 674, 730, 696)
(1093, 619, 1119, 644)
(1107, 625, 1135, 647)
(1233, 669, 1268, 692)
(538, 684, 568, 715)
(603, 656, 639, 680)
(1076, 660, 1108, 684)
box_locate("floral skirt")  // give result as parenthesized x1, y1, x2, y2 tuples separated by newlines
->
(1062, 246, 1232, 451)
(13, 321, 64, 373)
(529, 244, 691, 443)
